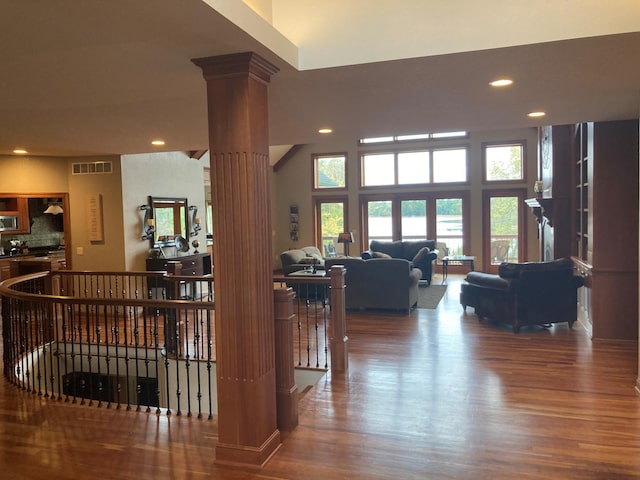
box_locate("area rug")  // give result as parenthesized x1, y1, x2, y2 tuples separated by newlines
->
(417, 284, 447, 309)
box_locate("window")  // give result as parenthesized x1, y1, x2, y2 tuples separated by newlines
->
(361, 194, 469, 254)
(366, 200, 393, 243)
(313, 153, 347, 190)
(362, 153, 394, 186)
(483, 142, 525, 182)
(361, 147, 468, 187)
(432, 148, 467, 183)
(483, 189, 527, 273)
(398, 151, 429, 184)
(435, 198, 463, 256)
(359, 131, 467, 145)
(314, 198, 347, 256)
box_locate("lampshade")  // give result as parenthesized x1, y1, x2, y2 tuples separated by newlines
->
(44, 204, 64, 215)
(337, 232, 354, 244)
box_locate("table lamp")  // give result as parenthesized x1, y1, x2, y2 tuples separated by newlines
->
(337, 232, 354, 256)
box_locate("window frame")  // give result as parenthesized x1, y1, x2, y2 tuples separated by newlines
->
(481, 140, 527, 184)
(359, 144, 470, 189)
(312, 152, 348, 192)
(313, 195, 349, 255)
(359, 191, 470, 255)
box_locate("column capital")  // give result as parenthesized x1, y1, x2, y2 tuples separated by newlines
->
(192, 51, 279, 84)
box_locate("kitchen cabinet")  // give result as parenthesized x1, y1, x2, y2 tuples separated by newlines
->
(0, 197, 29, 234)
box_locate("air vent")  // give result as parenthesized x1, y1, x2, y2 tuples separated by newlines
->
(71, 161, 112, 175)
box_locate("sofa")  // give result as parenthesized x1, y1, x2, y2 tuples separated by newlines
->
(460, 257, 585, 333)
(280, 246, 326, 275)
(362, 239, 438, 285)
(325, 257, 422, 312)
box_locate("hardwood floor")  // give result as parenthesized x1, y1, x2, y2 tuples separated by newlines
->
(2, 275, 640, 479)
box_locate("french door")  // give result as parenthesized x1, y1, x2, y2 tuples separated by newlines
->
(483, 189, 527, 273)
(361, 193, 468, 254)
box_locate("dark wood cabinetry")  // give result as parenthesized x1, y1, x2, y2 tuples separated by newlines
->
(0, 197, 29, 234)
(146, 252, 212, 277)
(535, 120, 638, 340)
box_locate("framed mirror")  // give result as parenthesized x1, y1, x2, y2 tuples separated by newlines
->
(149, 196, 189, 247)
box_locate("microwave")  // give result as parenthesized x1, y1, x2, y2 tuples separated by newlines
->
(0, 215, 19, 231)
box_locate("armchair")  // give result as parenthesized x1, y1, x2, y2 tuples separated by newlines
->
(460, 258, 584, 333)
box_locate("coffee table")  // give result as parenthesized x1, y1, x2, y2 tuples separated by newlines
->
(442, 255, 475, 283)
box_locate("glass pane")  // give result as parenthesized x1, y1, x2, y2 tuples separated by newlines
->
(398, 151, 429, 184)
(401, 200, 427, 241)
(433, 149, 467, 183)
(490, 196, 519, 264)
(320, 202, 344, 255)
(367, 200, 392, 243)
(315, 155, 346, 188)
(436, 198, 463, 256)
(362, 153, 395, 186)
(485, 145, 523, 181)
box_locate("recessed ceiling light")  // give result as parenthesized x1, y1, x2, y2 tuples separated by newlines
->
(527, 111, 546, 118)
(318, 128, 333, 134)
(151, 139, 166, 146)
(490, 79, 513, 87)
(13, 148, 28, 154)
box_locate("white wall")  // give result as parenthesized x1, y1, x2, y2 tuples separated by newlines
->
(121, 151, 207, 271)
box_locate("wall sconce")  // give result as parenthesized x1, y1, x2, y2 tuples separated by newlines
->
(337, 232, 354, 256)
(140, 204, 154, 240)
(189, 205, 201, 236)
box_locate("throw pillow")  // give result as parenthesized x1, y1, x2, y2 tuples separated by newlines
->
(412, 246, 431, 263)
(372, 251, 392, 259)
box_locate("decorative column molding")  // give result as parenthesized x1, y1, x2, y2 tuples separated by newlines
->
(192, 52, 281, 467)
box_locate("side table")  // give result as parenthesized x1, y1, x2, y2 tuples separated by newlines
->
(442, 255, 475, 283)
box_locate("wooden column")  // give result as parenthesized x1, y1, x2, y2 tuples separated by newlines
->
(273, 287, 298, 431)
(329, 266, 348, 373)
(192, 52, 280, 467)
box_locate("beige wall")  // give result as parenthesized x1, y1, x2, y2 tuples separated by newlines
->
(67, 155, 125, 271)
(271, 127, 540, 271)
(0, 154, 126, 271)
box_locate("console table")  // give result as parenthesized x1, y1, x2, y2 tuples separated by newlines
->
(146, 252, 212, 277)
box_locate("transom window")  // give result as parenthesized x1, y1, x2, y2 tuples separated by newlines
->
(313, 153, 347, 190)
(361, 147, 468, 186)
(359, 131, 467, 145)
(483, 142, 525, 182)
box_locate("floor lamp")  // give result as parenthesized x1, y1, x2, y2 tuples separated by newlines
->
(337, 232, 354, 257)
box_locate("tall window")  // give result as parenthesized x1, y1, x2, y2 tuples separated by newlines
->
(314, 198, 347, 256)
(483, 142, 525, 182)
(366, 200, 393, 242)
(313, 153, 347, 190)
(361, 147, 468, 187)
(435, 198, 464, 256)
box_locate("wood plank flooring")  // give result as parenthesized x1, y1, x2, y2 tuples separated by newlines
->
(2, 275, 640, 479)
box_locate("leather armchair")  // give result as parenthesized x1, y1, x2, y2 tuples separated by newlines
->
(460, 258, 584, 333)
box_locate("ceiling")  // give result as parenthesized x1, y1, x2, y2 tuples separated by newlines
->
(0, 1, 639, 157)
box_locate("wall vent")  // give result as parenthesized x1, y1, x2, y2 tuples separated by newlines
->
(71, 161, 113, 175)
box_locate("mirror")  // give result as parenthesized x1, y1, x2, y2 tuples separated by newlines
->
(148, 196, 189, 247)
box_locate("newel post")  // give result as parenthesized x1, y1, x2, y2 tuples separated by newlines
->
(273, 287, 298, 431)
(329, 266, 348, 374)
